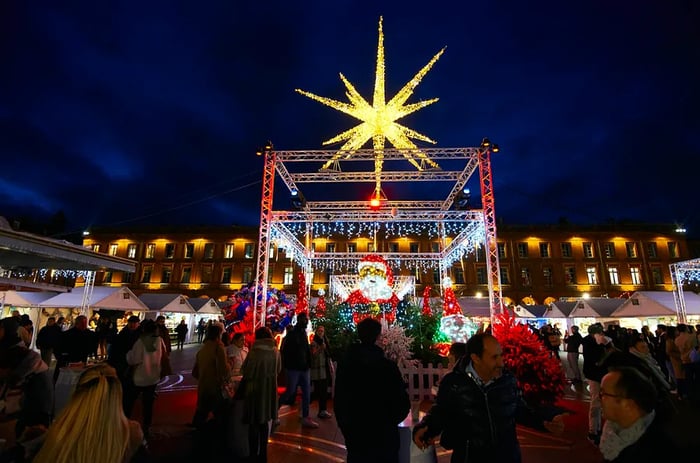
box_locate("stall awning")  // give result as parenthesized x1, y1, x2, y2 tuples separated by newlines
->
(39, 286, 148, 312)
(191, 298, 222, 314)
(611, 291, 677, 317)
(457, 297, 491, 318)
(0, 290, 59, 307)
(138, 293, 196, 313)
(514, 304, 548, 318)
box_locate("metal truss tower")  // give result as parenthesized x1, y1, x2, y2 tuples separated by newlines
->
(253, 144, 502, 329)
(669, 257, 700, 323)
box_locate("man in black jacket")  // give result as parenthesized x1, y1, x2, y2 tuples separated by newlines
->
(278, 311, 318, 428)
(413, 333, 565, 463)
(582, 323, 607, 445)
(335, 318, 410, 463)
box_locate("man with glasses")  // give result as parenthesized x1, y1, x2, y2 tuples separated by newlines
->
(599, 366, 677, 461)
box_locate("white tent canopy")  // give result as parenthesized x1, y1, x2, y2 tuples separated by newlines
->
(190, 298, 222, 315)
(547, 301, 576, 319)
(138, 293, 196, 313)
(1, 290, 59, 307)
(39, 286, 148, 312)
(612, 291, 679, 317)
(457, 297, 491, 318)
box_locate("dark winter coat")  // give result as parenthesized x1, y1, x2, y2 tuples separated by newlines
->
(334, 343, 410, 462)
(582, 334, 607, 382)
(605, 415, 677, 463)
(417, 356, 547, 463)
(280, 324, 311, 371)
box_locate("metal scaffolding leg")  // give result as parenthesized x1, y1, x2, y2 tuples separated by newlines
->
(80, 271, 95, 316)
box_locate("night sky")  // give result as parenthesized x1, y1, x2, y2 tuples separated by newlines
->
(1, 1, 698, 237)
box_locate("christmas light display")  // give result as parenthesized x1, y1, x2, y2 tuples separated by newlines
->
(439, 277, 474, 343)
(315, 288, 327, 318)
(421, 285, 432, 316)
(344, 255, 400, 324)
(491, 310, 566, 406)
(296, 16, 444, 199)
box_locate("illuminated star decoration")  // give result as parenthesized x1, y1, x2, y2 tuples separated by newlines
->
(295, 16, 445, 200)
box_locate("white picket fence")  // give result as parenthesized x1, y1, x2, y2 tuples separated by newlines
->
(400, 363, 449, 400)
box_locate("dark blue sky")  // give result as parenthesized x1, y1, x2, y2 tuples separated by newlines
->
(1, 1, 699, 235)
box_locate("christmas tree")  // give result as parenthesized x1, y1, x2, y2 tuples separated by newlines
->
(422, 285, 432, 316)
(296, 272, 308, 315)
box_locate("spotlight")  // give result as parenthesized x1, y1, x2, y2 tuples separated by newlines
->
(455, 187, 471, 210)
(290, 189, 306, 210)
(481, 137, 491, 149)
(492, 144, 500, 153)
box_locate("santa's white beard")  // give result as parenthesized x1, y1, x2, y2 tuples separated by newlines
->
(358, 277, 393, 301)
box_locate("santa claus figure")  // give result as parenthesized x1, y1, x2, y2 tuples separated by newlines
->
(345, 255, 399, 324)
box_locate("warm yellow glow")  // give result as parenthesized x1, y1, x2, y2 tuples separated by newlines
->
(296, 16, 444, 197)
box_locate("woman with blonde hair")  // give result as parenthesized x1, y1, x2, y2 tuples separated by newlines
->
(33, 363, 145, 463)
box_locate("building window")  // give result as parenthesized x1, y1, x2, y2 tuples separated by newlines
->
(145, 244, 156, 259)
(165, 243, 175, 259)
(652, 266, 663, 284)
(181, 267, 192, 283)
(161, 266, 172, 283)
(542, 267, 553, 287)
(608, 266, 620, 285)
(184, 243, 194, 259)
(646, 242, 657, 259)
(586, 266, 598, 284)
(540, 242, 551, 258)
(432, 269, 440, 284)
(604, 242, 615, 258)
(122, 272, 133, 284)
(347, 243, 356, 253)
(497, 243, 506, 259)
(517, 242, 528, 258)
(222, 266, 232, 284)
(499, 267, 510, 285)
(414, 268, 422, 284)
(92, 244, 101, 252)
(630, 266, 642, 285)
(454, 269, 465, 284)
(326, 243, 336, 252)
(431, 242, 440, 253)
(103, 271, 113, 283)
(389, 242, 399, 252)
(410, 243, 419, 253)
(668, 242, 678, 258)
(560, 243, 571, 258)
(242, 267, 253, 284)
(127, 244, 138, 259)
(367, 243, 376, 252)
(244, 243, 255, 259)
(141, 265, 152, 283)
(521, 268, 531, 286)
(284, 267, 294, 285)
(565, 266, 576, 284)
(626, 242, 638, 258)
(201, 265, 212, 284)
(224, 243, 235, 259)
(108, 244, 118, 256)
(583, 242, 594, 259)
(476, 267, 487, 285)
(204, 243, 215, 259)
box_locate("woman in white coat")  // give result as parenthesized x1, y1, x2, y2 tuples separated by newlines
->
(126, 318, 164, 436)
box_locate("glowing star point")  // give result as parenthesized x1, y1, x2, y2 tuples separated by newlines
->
(296, 17, 445, 198)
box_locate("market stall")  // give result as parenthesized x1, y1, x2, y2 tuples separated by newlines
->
(189, 298, 222, 342)
(0, 290, 59, 347)
(138, 293, 197, 346)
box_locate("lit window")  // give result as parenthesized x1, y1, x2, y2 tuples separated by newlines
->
(604, 242, 615, 258)
(127, 244, 138, 259)
(109, 244, 118, 256)
(181, 267, 192, 283)
(668, 242, 678, 258)
(284, 267, 294, 285)
(224, 243, 235, 259)
(326, 243, 336, 252)
(608, 267, 620, 285)
(541, 242, 551, 258)
(145, 244, 156, 259)
(630, 266, 642, 285)
(626, 242, 638, 258)
(583, 242, 594, 259)
(565, 266, 576, 284)
(103, 271, 112, 283)
(586, 266, 598, 284)
(92, 244, 101, 252)
(347, 243, 357, 253)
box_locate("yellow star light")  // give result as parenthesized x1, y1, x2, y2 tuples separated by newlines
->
(295, 16, 445, 199)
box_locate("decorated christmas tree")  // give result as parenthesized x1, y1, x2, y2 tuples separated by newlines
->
(296, 272, 308, 315)
(442, 282, 459, 316)
(315, 288, 327, 317)
(491, 310, 566, 406)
